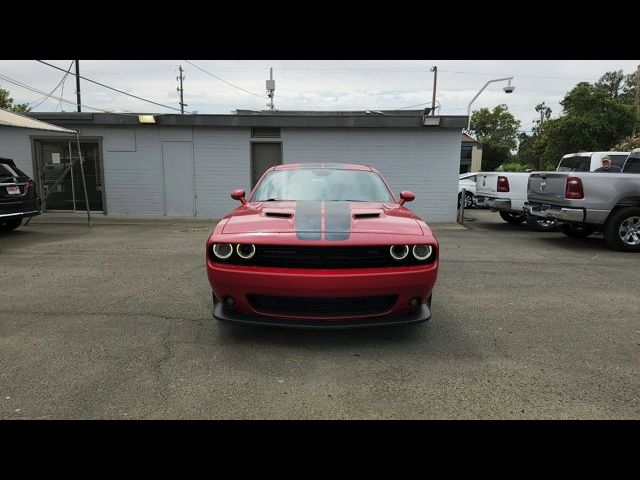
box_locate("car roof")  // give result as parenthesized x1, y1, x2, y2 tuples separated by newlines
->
(272, 163, 374, 172)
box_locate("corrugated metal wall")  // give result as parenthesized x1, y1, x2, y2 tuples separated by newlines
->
(281, 128, 460, 222)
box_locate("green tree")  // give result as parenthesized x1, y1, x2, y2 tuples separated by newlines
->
(496, 161, 531, 172)
(536, 82, 636, 167)
(470, 104, 521, 170)
(470, 104, 521, 150)
(478, 139, 513, 171)
(595, 70, 625, 99)
(620, 70, 638, 105)
(0, 87, 30, 112)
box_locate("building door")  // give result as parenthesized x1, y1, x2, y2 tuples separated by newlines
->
(162, 141, 194, 217)
(251, 143, 282, 188)
(35, 139, 103, 211)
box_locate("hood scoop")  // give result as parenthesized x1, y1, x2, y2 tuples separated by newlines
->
(353, 212, 381, 219)
(264, 210, 293, 219)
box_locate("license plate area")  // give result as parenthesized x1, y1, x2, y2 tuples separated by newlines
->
(6, 186, 20, 195)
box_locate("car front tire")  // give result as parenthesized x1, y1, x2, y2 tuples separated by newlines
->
(458, 191, 474, 209)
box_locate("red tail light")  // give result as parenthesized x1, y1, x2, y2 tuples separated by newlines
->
(497, 176, 510, 192)
(565, 177, 584, 199)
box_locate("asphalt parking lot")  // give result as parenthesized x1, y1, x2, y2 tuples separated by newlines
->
(1, 210, 639, 419)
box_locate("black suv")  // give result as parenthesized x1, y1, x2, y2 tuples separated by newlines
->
(0, 158, 41, 232)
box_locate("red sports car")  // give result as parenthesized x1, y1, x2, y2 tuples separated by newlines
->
(206, 163, 439, 328)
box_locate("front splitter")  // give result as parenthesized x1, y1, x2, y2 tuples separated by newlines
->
(213, 302, 431, 329)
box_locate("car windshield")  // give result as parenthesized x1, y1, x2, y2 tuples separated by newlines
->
(251, 168, 394, 202)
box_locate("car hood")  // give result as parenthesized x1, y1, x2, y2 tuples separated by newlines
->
(222, 201, 424, 237)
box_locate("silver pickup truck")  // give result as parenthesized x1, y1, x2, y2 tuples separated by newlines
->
(524, 149, 640, 251)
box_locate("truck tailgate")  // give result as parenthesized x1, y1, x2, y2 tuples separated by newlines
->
(475, 173, 499, 196)
(528, 172, 569, 203)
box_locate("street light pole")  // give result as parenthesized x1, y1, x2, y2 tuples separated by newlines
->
(467, 76, 514, 131)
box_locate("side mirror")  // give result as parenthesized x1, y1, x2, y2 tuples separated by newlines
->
(399, 191, 415, 205)
(230, 189, 246, 204)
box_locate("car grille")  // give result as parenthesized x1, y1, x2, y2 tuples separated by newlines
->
(213, 245, 431, 268)
(247, 295, 397, 317)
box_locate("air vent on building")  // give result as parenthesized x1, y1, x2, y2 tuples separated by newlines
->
(251, 127, 281, 138)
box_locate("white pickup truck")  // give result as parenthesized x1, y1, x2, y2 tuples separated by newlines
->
(474, 151, 629, 231)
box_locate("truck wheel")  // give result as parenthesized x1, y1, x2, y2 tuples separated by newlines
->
(603, 207, 640, 252)
(0, 218, 22, 232)
(499, 211, 526, 224)
(558, 223, 596, 238)
(525, 214, 557, 232)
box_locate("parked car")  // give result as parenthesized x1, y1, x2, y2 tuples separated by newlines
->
(474, 172, 557, 231)
(556, 151, 629, 172)
(524, 149, 640, 251)
(458, 172, 479, 208)
(205, 163, 439, 328)
(0, 157, 41, 232)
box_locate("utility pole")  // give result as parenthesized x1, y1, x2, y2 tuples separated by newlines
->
(539, 110, 545, 170)
(177, 65, 187, 114)
(75, 60, 81, 112)
(430, 66, 437, 116)
(266, 68, 275, 111)
(633, 64, 640, 137)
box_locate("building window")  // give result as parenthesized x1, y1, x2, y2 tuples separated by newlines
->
(461, 145, 472, 161)
(251, 127, 281, 138)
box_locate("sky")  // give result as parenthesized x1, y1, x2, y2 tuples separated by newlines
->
(1, 60, 638, 134)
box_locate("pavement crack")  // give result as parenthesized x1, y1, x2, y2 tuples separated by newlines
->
(0, 310, 211, 323)
(153, 324, 175, 373)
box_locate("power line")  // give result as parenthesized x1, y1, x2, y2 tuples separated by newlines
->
(184, 60, 267, 98)
(30, 60, 75, 110)
(36, 60, 186, 113)
(0, 72, 138, 115)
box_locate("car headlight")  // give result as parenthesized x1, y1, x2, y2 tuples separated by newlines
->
(412, 244, 433, 261)
(212, 243, 233, 259)
(389, 244, 409, 260)
(236, 243, 256, 259)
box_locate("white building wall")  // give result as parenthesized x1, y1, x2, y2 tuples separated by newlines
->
(193, 127, 251, 219)
(281, 128, 461, 222)
(2, 124, 461, 222)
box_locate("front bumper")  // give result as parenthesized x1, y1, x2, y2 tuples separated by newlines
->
(523, 202, 584, 223)
(207, 261, 437, 325)
(213, 301, 431, 329)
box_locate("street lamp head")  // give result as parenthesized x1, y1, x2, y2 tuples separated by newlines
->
(503, 85, 515, 94)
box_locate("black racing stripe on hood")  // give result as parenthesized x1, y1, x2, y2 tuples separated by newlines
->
(295, 201, 322, 240)
(324, 201, 351, 240)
